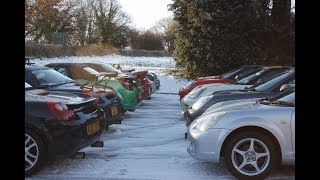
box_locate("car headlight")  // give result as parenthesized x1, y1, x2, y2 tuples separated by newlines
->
(189, 87, 206, 99)
(192, 95, 213, 110)
(195, 111, 227, 131)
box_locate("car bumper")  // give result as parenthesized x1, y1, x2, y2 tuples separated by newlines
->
(180, 100, 191, 112)
(46, 116, 106, 160)
(186, 127, 230, 162)
(100, 102, 123, 125)
(118, 90, 139, 111)
(185, 109, 205, 126)
(141, 86, 151, 100)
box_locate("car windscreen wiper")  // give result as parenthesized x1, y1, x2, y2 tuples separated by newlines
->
(272, 101, 295, 107)
(257, 96, 272, 104)
(239, 86, 256, 92)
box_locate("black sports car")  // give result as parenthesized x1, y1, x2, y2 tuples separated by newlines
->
(25, 65, 123, 126)
(25, 82, 106, 175)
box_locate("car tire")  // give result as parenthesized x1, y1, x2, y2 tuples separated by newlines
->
(25, 129, 45, 176)
(224, 131, 280, 180)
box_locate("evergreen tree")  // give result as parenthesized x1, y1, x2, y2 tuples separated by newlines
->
(170, 0, 294, 77)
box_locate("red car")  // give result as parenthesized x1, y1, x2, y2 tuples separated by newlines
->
(131, 70, 152, 100)
(179, 65, 262, 99)
(111, 64, 152, 100)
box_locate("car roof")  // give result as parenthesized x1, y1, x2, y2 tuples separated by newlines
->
(25, 64, 51, 70)
(46, 63, 75, 67)
(260, 66, 293, 70)
(239, 65, 264, 68)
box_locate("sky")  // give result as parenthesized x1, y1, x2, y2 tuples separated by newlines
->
(117, 0, 295, 31)
(118, 0, 173, 30)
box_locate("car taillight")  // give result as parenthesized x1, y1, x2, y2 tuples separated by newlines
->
(120, 80, 133, 90)
(36, 91, 49, 96)
(82, 92, 92, 98)
(82, 89, 93, 98)
(47, 102, 76, 121)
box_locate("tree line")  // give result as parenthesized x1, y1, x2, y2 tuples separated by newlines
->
(25, 0, 172, 51)
(26, 0, 295, 78)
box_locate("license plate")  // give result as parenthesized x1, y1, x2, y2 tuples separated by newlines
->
(111, 106, 118, 116)
(86, 121, 100, 135)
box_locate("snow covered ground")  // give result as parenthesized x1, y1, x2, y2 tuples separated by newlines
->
(27, 55, 295, 180)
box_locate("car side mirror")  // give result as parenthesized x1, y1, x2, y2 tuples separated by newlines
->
(280, 84, 294, 92)
(234, 75, 239, 81)
(256, 78, 264, 84)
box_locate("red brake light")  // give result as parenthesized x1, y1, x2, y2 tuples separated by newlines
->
(82, 92, 92, 98)
(47, 102, 76, 121)
(120, 80, 133, 90)
(36, 91, 49, 96)
(82, 89, 93, 98)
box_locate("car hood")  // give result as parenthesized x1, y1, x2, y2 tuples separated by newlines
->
(182, 84, 250, 106)
(203, 99, 259, 116)
(193, 101, 294, 130)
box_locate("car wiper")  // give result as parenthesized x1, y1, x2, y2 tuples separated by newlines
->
(272, 101, 295, 107)
(239, 87, 249, 92)
(240, 86, 256, 92)
(257, 96, 272, 104)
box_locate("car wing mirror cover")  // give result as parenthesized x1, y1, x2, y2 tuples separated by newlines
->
(280, 84, 295, 92)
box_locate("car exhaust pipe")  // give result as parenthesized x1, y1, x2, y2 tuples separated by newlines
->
(91, 140, 104, 147)
(70, 152, 86, 159)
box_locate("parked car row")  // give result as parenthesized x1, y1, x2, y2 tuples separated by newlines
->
(25, 59, 160, 176)
(180, 65, 295, 179)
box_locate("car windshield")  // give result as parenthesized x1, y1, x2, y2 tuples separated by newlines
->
(32, 69, 76, 86)
(232, 68, 262, 80)
(184, 81, 195, 89)
(236, 69, 265, 85)
(252, 71, 293, 92)
(260, 89, 295, 106)
(274, 92, 295, 105)
(219, 68, 242, 79)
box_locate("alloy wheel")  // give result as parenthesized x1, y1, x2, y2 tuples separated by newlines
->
(25, 133, 39, 171)
(231, 138, 270, 176)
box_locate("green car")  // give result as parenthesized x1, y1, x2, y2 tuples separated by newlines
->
(45, 63, 142, 112)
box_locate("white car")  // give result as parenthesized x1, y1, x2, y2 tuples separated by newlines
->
(186, 89, 295, 179)
(180, 66, 291, 112)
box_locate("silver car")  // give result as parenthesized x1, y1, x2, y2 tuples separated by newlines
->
(186, 89, 295, 179)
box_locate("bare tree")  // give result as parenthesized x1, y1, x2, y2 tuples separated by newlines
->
(150, 17, 173, 34)
(91, 0, 131, 47)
